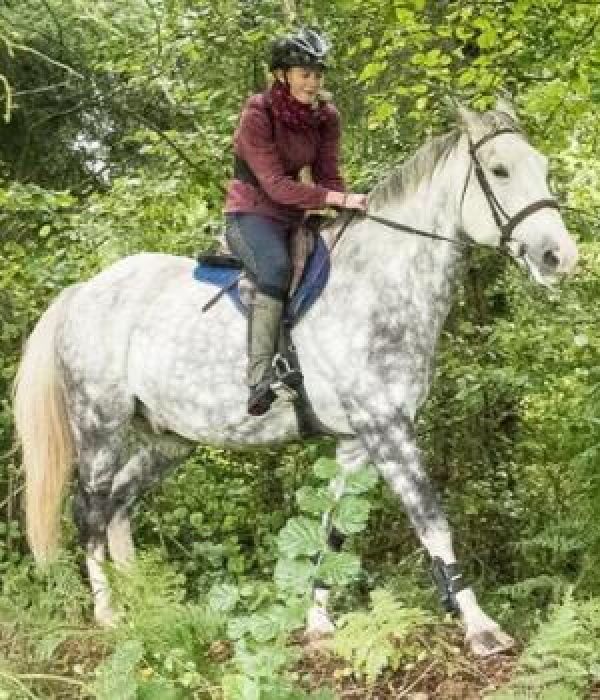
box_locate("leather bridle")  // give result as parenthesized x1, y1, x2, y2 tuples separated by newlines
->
(363, 127, 561, 254)
(467, 128, 560, 248)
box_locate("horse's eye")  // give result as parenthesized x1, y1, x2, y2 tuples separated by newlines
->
(492, 164, 509, 178)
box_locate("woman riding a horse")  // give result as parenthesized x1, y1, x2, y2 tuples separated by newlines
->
(224, 27, 368, 416)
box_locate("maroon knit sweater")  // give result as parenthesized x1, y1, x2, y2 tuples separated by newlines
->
(224, 92, 346, 225)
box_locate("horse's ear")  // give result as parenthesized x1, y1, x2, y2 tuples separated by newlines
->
(495, 93, 519, 122)
(452, 100, 480, 134)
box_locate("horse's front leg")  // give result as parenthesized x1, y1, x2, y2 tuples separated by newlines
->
(356, 405, 513, 656)
(306, 439, 366, 638)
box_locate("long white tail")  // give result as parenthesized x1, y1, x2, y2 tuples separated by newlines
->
(13, 287, 77, 564)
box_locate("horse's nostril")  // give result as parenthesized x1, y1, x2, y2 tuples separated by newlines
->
(543, 249, 560, 269)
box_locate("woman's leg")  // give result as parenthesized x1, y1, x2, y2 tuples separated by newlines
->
(225, 213, 295, 415)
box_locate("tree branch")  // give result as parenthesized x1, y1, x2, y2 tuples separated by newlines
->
(8, 39, 84, 79)
(116, 105, 209, 175)
(0, 73, 12, 122)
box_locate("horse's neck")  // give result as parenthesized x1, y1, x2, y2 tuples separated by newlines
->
(326, 173, 462, 331)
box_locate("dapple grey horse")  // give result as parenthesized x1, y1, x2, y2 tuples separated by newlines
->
(14, 99, 577, 656)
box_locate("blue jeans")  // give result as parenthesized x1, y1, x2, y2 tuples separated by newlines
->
(225, 213, 293, 301)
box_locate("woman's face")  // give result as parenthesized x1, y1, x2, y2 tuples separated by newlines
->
(279, 66, 324, 105)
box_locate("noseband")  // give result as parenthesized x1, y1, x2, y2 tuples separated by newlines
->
(364, 127, 561, 253)
(468, 128, 560, 248)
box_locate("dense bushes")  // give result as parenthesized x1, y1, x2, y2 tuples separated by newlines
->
(1, 0, 600, 696)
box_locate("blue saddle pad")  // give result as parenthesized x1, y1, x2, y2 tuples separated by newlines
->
(193, 235, 331, 325)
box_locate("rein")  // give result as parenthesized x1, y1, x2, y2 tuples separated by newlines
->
(360, 128, 560, 255)
(364, 213, 477, 249)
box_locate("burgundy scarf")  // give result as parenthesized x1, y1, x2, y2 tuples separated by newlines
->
(269, 80, 329, 132)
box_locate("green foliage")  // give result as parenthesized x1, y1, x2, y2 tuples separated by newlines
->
(277, 517, 326, 559)
(488, 592, 600, 700)
(1, 0, 600, 696)
(109, 552, 225, 660)
(275, 463, 377, 596)
(0, 552, 90, 662)
(218, 460, 377, 699)
(87, 639, 144, 700)
(326, 588, 434, 685)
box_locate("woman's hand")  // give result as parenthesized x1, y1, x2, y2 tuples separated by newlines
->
(325, 190, 368, 211)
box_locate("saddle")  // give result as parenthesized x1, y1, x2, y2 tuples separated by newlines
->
(194, 212, 352, 324)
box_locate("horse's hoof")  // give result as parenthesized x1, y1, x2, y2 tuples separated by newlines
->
(468, 626, 514, 657)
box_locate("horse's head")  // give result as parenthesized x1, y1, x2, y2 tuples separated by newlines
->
(456, 98, 577, 285)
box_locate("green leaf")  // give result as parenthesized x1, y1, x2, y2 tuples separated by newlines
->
(458, 67, 477, 86)
(274, 558, 315, 594)
(313, 457, 339, 480)
(277, 517, 324, 558)
(229, 605, 302, 644)
(87, 639, 143, 700)
(233, 639, 293, 678)
(317, 552, 361, 586)
(222, 674, 260, 700)
(247, 611, 283, 643)
(333, 496, 371, 535)
(373, 102, 396, 123)
(138, 679, 180, 700)
(208, 583, 239, 613)
(358, 61, 388, 82)
(344, 466, 379, 495)
(296, 485, 335, 515)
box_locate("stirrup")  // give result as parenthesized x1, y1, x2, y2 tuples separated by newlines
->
(272, 353, 303, 397)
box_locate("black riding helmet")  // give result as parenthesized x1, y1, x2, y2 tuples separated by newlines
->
(269, 28, 331, 71)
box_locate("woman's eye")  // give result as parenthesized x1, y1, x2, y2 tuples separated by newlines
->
(492, 164, 509, 178)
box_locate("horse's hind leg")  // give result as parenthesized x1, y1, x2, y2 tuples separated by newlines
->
(71, 419, 127, 627)
(106, 433, 193, 569)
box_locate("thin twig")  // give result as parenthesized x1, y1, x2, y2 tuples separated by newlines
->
(0, 73, 12, 122)
(18, 672, 85, 687)
(0, 670, 37, 699)
(117, 105, 208, 175)
(7, 41, 84, 79)
(14, 81, 70, 96)
(396, 659, 438, 698)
